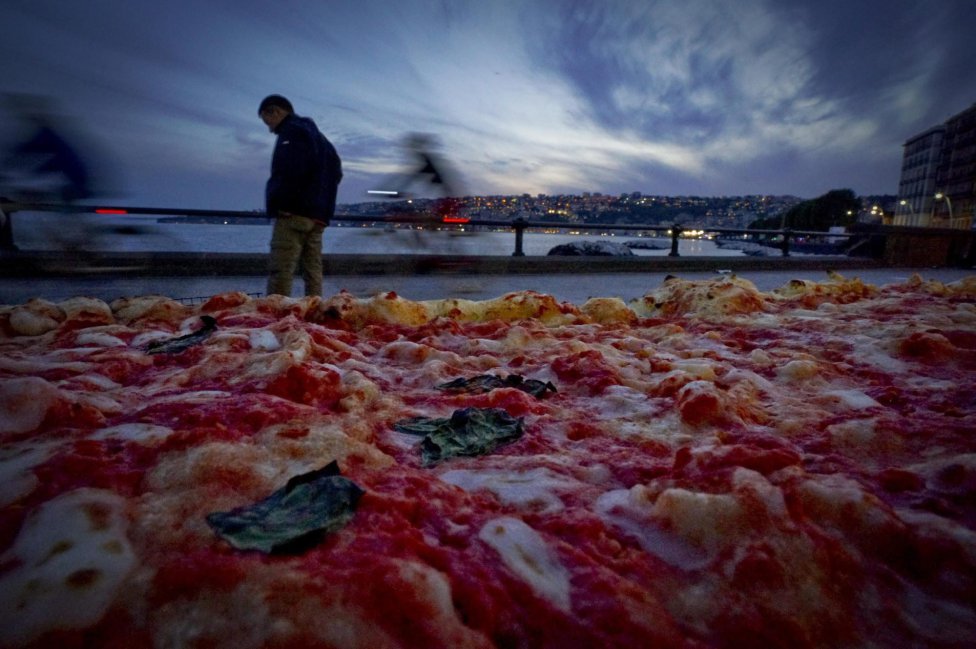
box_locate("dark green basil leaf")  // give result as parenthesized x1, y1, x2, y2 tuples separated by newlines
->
(206, 461, 365, 554)
(394, 407, 524, 466)
(146, 315, 217, 355)
(437, 374, 557, 399)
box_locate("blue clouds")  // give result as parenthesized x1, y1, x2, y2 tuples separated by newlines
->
(1, 0, 973, 207)
(514, 0, 973, 195)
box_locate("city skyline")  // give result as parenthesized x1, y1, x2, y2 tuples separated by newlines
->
(1, 0, 973, 210)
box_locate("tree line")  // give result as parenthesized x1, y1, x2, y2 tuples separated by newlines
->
(748, 189, 861, 231)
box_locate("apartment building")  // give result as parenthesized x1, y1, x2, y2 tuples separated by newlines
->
(896, 102, 976, 228)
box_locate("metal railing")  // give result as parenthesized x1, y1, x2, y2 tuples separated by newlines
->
(503, 219, 858, 258)
(0, 200, 858, 258)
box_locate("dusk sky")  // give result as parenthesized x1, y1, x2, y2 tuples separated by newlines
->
(1, 0, 974, 210)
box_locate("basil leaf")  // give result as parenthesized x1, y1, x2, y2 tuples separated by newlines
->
(515, 378, 558, 399)
(437, 374, 557, 399)
(393, 416, 446, 437)
(437, 375, 507, 394)
(394, 407, 524, 466)
(146, 315, 217, 355)
(206, 461, 365, 554)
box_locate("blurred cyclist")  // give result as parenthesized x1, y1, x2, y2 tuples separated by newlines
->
(368, 133, 468, 249)
(0, 95, 117, 251)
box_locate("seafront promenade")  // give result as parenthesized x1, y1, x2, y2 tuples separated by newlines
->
(1, 250, 971, 305)
(0, 249, 884, 278)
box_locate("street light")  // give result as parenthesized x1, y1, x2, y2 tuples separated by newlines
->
(934, 192, 954, 225)
(899, 199, 916, 225)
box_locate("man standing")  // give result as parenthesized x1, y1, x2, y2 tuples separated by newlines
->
(258, 95, 342, 297)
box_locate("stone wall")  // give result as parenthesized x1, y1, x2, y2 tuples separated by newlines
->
(881, 226, 975, 267)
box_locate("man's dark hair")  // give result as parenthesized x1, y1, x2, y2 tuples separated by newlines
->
(258, 94, 294, 115)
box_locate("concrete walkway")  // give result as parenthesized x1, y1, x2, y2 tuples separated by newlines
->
(2, 253, 973, 305)
(0, 250, 887, 277)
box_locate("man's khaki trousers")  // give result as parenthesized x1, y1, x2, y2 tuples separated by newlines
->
(267, 213, 325, 297)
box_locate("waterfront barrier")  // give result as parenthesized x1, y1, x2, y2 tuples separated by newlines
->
(1, 201, 972, 270)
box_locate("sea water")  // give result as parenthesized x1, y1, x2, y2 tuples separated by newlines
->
(8, 211, 745, 257)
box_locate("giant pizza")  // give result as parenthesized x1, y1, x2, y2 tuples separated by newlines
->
(1, 273, 974, 648)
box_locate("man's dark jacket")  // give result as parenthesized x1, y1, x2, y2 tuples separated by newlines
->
(266, 113, 342, 223)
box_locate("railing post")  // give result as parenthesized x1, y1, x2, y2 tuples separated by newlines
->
(0, 204, 18, 251)
(781, 228, 792, 257)
(668, 225, 683, 257)
(512, 217, 527, 256)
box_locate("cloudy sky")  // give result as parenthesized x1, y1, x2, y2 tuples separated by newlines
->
(1, 0, 973, 209)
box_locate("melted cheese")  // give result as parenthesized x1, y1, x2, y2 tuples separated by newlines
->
(826, 417, 879, 450)
(777, 358, 820, 381)
(595, 488, 712, 570)
(652, 487, 746, 555)
(0, 441, 57, 507)
(478, 517, 572, 612)
(0, 354, 94, 375)
(248, 329, 281, 351)
(819, 389, 882, 411)
(89, 423, 175, 445)
(73, 331, 127, 348)
(440, 467, 577, 514)
(0, 489, 135, 646)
